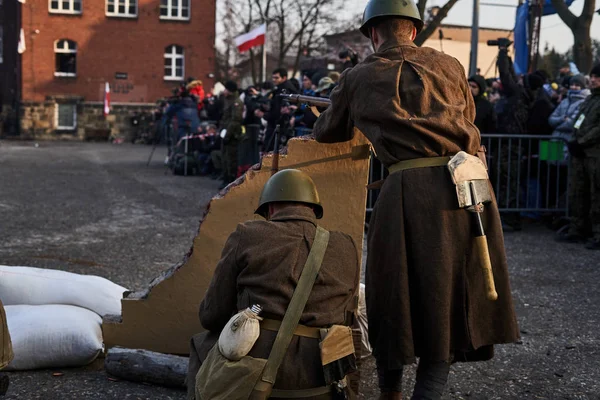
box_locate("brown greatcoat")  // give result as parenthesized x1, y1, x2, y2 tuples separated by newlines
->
(1, 299, 13, 370)
(187, 206, 360, 399)
(313, 38, 519, 370)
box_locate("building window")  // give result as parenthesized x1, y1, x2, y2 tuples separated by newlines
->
(164, 45, 184, 81)
(49, 0, 82, 14)
(55, 103, 77, 130)
(54, 39, 77, 77)
(106, 0, 137, 18)
(160, 0, 190, 20)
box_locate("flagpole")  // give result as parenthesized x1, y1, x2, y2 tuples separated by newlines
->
(261, 24, 267, 83)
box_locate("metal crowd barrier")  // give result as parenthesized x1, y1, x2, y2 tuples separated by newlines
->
(366, 134, 571, 215)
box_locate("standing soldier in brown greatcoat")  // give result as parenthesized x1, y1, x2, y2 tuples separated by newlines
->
(219, 81, 244, 189)
(313, 0, 520, 398)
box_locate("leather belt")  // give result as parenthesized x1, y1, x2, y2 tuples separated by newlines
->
(388, 156, 452, 174)
(270, 386, 331, 398)
(261, 318, 321, 339)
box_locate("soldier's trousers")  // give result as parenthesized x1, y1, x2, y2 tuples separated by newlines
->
(0, 299, 13, 370)
(211, 150, 223, 172)
(568, 156, 600, 239)
(222, 142, 239, 184)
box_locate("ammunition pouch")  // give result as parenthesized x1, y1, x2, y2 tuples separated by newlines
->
(319, 325, 357, 389)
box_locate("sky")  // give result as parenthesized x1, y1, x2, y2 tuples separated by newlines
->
(347, 0, 599, 53)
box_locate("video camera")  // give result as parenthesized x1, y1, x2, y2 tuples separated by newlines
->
(487, 38, 513, 48)
(339, 49, 359, 67)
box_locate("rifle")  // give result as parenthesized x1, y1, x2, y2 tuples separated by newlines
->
(279, 94, 331, 109)
(269, 95, 331, 176)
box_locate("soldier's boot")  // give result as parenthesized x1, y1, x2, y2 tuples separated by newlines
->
(378, 392, 402, 400)
(555, 227, 587, 243)
(0, 373, 9, 396)
(585, 238, 600, 250)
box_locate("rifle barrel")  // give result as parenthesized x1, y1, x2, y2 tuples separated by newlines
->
(280, 94, 331, 109)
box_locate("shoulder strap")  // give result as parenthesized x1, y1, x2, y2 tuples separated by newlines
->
(253, 226, 330, 396)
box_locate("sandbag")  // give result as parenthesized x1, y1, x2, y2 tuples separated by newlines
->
(5, 304, 103, 370)
(0, 265, 127, 316)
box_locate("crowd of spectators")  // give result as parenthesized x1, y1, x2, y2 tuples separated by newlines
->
(152, 57, 354, 188)
(466, 41, 599, 248)
(151, 44, 599, 248)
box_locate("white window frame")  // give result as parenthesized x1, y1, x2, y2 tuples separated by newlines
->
(106, 0, 137, 18)
(49, 0, 82, 15)
(54, 39, 77, 77)
(54, 103, 77, 131)
(164, 45, 185, 81)
(160, 0, 190, 21)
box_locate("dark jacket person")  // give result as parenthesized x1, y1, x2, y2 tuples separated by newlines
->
(262, 68, 299, 152)
(468, 75, 497, 133)
(312, 1, 519, 398)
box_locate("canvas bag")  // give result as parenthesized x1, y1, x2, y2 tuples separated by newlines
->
(195, 226, 330, 400)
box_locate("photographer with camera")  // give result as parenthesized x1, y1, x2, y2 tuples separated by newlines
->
(339, 48, 359, 72)
(254, 68, 299, 152)
(165, 90, 201, 141)
(490, 38, 533, 230)
(491, 38, 531, 136)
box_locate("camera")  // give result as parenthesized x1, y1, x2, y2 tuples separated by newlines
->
(487, 38, 513, 48)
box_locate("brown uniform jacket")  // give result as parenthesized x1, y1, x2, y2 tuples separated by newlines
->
(313, 37, 519, 369)
(198, 206, 360, 390)
(220, 91, 244, 144)
(314, 38, 480, 166)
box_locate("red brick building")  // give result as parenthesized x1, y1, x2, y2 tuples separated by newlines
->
(1, 0, 216, 139)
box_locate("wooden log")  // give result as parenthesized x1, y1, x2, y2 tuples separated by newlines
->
(104, 347, 188, 388)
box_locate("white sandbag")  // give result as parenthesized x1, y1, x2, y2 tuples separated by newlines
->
(5, 304, 103, 371)
(357, 283, 372, 358)
(0, 265, 127, 316)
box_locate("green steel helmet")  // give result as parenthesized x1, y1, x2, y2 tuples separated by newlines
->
(360, 0, 424, 38)
(255, 169, 323, 219)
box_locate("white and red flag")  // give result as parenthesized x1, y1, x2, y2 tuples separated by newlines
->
(234, 24, 266, 53)
(103, 82, 111, 117)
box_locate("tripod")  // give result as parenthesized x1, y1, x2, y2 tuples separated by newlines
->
(146, 120, 174, 168)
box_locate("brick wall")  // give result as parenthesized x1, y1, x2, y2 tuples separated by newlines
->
(20, 0, 216, 104)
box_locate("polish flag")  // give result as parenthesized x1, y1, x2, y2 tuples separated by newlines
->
(103, 82, 111, 117)
(235, 24, 266, 53)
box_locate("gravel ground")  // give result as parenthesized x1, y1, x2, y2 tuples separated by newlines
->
(1, 141, 599, 400)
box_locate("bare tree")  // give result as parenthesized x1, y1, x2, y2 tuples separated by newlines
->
(550, 0, 596, 73)
(414, 0, 461, 46)
(329, 1, 461, 47)
(215, 0, 244, 81)
(217, 0, 352, 85)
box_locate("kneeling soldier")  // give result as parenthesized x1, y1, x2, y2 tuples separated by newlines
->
(188, 169, 360, 399)
(1, 299, 13, 395)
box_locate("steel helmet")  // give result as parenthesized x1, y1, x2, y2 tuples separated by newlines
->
(255, 169, 323, 219)
(360, 0, 424, 38)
